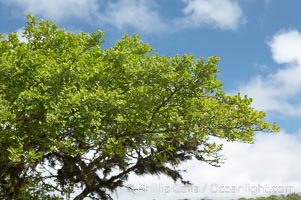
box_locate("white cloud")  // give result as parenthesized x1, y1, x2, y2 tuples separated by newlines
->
(15, 29, 27, 43)
(180, 0, 244, 30)
(115, 131, 301, 199)
(100, 0, 245, 33)
(240, 30, 301, 116)
(1, 0, 245, 33)
(99, 0, 168, 34)
(1, 0, 100, 22)
(269, 30, 301, 64)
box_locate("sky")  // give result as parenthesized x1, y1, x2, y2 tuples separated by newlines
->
(1, 0, 301, 199)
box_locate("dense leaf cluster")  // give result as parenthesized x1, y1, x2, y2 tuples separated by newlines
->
(0, 15, 278, 199)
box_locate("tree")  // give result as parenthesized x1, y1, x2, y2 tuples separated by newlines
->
(0, 15, 279, 200)
(237, 193, 301, 200)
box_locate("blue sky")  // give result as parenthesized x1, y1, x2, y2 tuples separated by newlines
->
(1, 0, 301, 199)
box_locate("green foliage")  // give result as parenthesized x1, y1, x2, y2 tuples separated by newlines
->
(237, 193, 301, 200)
(181, 193, 301, 200)
(0, 15, 279, 199)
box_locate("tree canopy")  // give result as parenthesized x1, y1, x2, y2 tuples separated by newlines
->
(181, 193, 301, 200)
(237, 193, 301, 200)
(0, 15, 279, 199)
